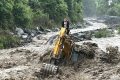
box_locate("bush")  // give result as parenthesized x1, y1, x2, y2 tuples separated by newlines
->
(32, 12, 55, 29)
(118, 28, 120, 34)
(0, 33, 21, 49)
(94, 28, 111, 38)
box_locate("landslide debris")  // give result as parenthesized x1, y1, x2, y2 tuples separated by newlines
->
(36, 42, 120, 80)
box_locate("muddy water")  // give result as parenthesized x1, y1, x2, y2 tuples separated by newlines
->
(77, 36, 120, 51)
(0, 18, 119, 80)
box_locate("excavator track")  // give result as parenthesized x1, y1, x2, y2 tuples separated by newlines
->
(40, 63, 59, 76)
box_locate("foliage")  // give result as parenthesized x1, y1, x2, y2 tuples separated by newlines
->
(94, 28, 111, 38)
(0, 31, 21, 49)
(42, 0, 68, 23)
(0, 0, 83, 30)
(65, 0, 83, 22)
(96, 0, 109, 16)
(13, 0, 33, 28)
(0, 0, 84, 49)
(107, 3, 120, 16)
(117, 26, 120, 34)
(33, 11, 54, 28)
(0, 0, 14, 30)
(96, 0, 120, 16)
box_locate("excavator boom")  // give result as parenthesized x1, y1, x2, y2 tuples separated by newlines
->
(40, 27, 76, 76)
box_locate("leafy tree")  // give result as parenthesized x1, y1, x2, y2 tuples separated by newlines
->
(64, 0, 74, 20)
(72, 0, 83, 22)
(107, 3, 120, 16)
(42, 0, 68, 23)
(13, 0, 33, 28)
(65, 0, 83, 22)
(96, 0, 109, 15)
(0, 0, 14, 30)
(0, 0, 83, 29)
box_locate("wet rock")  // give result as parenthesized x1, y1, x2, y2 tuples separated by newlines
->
(45, 29, 52, 32)
(39, 27, 45, 32)
(15, 27, 24, 37)
(76, 22, 83, 28)
(46, 35, 58, 45)
(72, 32, 92, 42)
(83, 42, 98, 47)
(84, 19, 93, 26)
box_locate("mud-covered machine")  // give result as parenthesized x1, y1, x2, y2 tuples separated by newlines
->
(40, 27, 79, 76)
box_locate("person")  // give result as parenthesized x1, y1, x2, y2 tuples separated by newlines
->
(61, 18, 70, 34)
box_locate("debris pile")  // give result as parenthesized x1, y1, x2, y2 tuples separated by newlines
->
(106, 46, 120, 63)
(74, 42, 98, 59)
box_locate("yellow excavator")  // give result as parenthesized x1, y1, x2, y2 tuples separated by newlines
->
(40, 27, 78, 76)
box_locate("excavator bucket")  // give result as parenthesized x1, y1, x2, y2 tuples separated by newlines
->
(40, 63, 59, 76)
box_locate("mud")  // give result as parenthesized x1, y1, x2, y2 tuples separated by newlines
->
(0, 19, 120, 80)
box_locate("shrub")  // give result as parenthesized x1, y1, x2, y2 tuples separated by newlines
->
(0, 32, 21, 49)
(117, 26, 120, 34)
(94, 28, 111, 38)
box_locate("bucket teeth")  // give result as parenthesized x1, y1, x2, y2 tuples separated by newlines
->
(40, 63, 59, 76)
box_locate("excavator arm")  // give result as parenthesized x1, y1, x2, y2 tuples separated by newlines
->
(40, 27, 75, 76)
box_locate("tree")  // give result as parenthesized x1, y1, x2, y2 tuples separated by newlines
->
(72, 0, 83, 22)
(96, 0, 109, 15)
(96, 0, 120, 16)
(65, 0, 83, 22)
(42, 0, 68, 23)
(107, 1, 120, 16)
(13, 0, 33, 28)
(0, 0, 14, 30)
(0, 0, 83, 30)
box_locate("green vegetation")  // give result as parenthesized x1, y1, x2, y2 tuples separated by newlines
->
(117, 26, 120, 34)
(107, 3, 120, 16)
(94, 29, 112, 38)
(0, 31, 21, 49)
(0, 0, 83, 49)
(96, 0, 120, 16)
(82, 0, 120, 16)
(95, 0, 109, 16)
(65, 0, 83, 22)
(0, 0, 83, 30)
